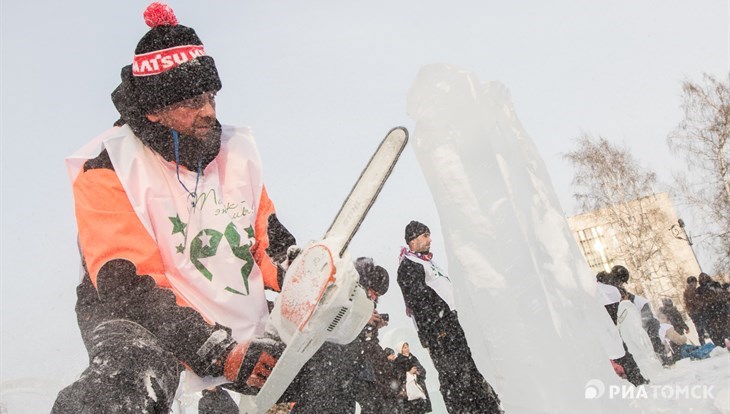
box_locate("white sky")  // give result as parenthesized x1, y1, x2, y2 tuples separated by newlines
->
(1, 0, 728, 400)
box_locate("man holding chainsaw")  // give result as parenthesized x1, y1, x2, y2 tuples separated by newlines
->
(54, 4, 296, 412)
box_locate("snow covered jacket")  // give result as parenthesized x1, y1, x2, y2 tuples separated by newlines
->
(394, 352, 431, 411)
(67, 123, 294, 386)
(683, 285, 701, 317)
(397, 250, 453, 347)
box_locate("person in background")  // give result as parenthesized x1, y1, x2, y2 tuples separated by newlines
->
(384, 347, 406, 413)
(696, 272, 730, 348)
(350, 257, 400, 414)
(656, 309, 717, 362)
(287, 257, 397, 414)
(684, 276, 707, 345)
(397, 220, 504, 413)
(658, 298, 690, 335)
(395, 342, 431, 414)
(609, 265, 666, 363)
(595, 271, 649, 386)
(655, 308, 688, 363)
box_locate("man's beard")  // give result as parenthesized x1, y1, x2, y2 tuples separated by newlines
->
(190, 116, 218, 141)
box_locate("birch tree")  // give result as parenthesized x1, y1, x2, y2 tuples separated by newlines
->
(565, 134, 678, 300)
(668, 73, 730, 274)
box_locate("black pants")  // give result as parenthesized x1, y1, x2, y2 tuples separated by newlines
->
(354, 378, 403, 414)
(614, 343, 648, 386)
(287, 342, 360, 413)
(689, 313, 707, 345)
(52, 320, 183, 414)
(425, 312, 503, 414)
(53, 321, 374, 413)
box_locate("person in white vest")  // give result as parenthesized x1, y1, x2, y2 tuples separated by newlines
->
(53, 3, 299, 413)
(397, 221, 503, 414)
(595, 271, 649, 386)
(609, 265, 667, 364)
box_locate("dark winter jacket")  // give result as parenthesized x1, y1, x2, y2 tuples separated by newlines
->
(696, 279, 730, 344)
(397, 257, 451, 348)
(683, 285, 701, 318)
(659, 304, 690, 335)
(394, 353, 431, 412)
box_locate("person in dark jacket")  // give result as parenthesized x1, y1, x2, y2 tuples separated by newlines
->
(288, 257, 395, 414)
(384, 347, 406, 413)
(658, 298, 690, 335)
(684, 276, 707, 345)
(395, 342, 431, 414)
(696, 273, 730, 347)
(397, 221, 503, 414)
(351, 257, 402, 414)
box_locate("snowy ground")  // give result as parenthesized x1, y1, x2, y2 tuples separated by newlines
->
(627, 349, 729, 414)
(0, 350, 727, 413)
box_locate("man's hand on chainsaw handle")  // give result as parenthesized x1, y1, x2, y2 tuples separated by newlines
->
(267, 244, 302, 296)
(281, 245, 302, 271)
(223, 334, 285, 394)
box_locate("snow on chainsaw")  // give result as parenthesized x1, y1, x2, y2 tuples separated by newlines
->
(239, 127, 408, 414)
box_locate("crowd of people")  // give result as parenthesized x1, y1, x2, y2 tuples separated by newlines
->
(596, 264, 728, 383)
(683, 273, 730, 348)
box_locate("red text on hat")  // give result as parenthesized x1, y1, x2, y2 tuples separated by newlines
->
(132, 45, 206, 77)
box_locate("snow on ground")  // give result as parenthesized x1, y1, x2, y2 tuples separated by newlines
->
(2, 339, 726, 413)
(626, 350, 730, 414)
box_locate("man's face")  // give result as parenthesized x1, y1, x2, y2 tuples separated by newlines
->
(146, 92, 217, 140)
(408, 232, 431, 254)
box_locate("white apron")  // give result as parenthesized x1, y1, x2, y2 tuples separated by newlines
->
(402, 251, 456, 311)
(67, 125, 270, 342)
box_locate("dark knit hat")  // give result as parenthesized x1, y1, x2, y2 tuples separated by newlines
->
(404, 220, 430, 243)
(384, 347, 395, 356)
(354, 257, 389, 295)
(610, 265, 630, 284)
(595, 271, 610, 284)
(120, 3, 222, 113)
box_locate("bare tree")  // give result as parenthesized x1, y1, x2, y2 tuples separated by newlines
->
(668, 73, 730, 273)
(565, 134, 681, 300)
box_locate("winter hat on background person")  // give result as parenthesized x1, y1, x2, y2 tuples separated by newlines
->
(112, 2, 222, 116)
(595, 271, 611, 284)
(404, 220, 430, 243)
(354, 257, 390, 296)
(384, 347, 395, 357)
(610, 265, 630, 285)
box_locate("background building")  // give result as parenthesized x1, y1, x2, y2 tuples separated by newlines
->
(567, 192, 701, 311)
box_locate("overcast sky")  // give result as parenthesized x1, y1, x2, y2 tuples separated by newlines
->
(1, 0, 728, 401)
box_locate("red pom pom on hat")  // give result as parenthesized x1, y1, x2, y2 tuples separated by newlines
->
(143, 2, 179, 28)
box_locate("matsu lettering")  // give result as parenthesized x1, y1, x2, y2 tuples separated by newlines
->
(132, 45, 206, 76)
